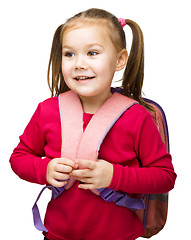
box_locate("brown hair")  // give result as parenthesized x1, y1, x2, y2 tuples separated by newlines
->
(47, 8, 152, 110)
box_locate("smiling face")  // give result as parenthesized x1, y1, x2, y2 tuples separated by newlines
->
(61, 23, 127, 109)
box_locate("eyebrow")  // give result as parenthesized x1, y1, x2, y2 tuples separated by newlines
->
(62, 43, 104, 50)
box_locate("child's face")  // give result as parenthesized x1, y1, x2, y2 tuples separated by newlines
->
(61, 24, 125, 102)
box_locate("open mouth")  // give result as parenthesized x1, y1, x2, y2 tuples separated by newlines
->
(74, 76, 95, 81)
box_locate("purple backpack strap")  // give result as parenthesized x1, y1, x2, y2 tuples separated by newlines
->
(97, 188, 145, 210)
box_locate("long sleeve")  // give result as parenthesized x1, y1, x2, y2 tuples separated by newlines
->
(10, 97, 61, 185)
(108, 106, 176, 194)
(10, 95, 176, 240)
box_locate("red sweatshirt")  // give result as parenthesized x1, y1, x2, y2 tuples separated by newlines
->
(10, 96, 176, 240)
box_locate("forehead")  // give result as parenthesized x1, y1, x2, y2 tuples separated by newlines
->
(63, 18, 108, 35)
(62, 23, 114, 48)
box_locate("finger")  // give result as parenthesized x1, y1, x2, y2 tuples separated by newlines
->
(77, 159, 96, 170)
(55, 164, 73, 174)
(58, 158, 76, 168)
(77, 177, 92, 184)
(51, 179, 68, 188)
(71, 168, 92, 178)
(78, 183, 95, 190)
(54, 172, 70, 181)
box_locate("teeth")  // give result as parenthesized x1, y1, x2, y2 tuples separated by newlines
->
(75, 76, 94, 80)
(77, 77, 87, 80)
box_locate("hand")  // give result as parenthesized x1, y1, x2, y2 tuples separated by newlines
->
(71, 159, 113, 190)
(46, 158, 77, 187)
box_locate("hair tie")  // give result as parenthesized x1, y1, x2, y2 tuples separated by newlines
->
(118, 18, 126, 28)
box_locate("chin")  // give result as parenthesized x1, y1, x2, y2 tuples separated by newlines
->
(72, 87, 99, 98)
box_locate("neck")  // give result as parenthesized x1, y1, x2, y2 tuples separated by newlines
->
(79, 91, 112, 114)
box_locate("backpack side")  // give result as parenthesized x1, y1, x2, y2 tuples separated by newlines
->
(136, 98, 170, 238)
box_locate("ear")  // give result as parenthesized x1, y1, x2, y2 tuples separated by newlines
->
(116, 49, 128, 71)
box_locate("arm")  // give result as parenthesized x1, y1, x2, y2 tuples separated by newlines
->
(109, 112, 176, 194)
(10, 100, 78, 186)
(10, 103, 51, 185)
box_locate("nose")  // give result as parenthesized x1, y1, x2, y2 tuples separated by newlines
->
(74, 55, 87, 70)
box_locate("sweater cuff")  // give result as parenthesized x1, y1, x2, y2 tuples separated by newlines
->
(108, 164, 122, 191)
(40, 157, 52, 185)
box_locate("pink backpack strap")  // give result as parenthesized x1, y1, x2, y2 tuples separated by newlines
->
(32, 90, 145, 232)
(76, 91, 137, 160)
(59, 91, 137, 190)
(59, 90, 84, 160)
(58, 91, 84, 189)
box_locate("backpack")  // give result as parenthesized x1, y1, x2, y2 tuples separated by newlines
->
(32, 89, 170, 238)
(136, 98, 169, 238)
(111, 88, 170, 238)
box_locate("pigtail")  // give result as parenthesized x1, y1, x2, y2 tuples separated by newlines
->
(122, 20, 153, 111)
(47, 24, 70, 97)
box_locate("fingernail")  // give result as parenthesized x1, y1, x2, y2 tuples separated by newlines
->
(75, 163, 78, 168)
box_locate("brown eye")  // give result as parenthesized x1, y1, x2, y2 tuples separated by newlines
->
(65, 52, 75, 57)
(87, 51, 98, 56)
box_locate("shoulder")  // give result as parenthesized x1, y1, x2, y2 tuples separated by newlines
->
(40, 96, 58, 107)
(34, 97, 59, 122)
(38, 97, 59, 112)
(130, 103, 149, 115)
(116, 103, 157, 137)
(123, 103, 153, 123)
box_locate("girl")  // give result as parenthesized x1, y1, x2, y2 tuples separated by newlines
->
(10, 8, 176, 240)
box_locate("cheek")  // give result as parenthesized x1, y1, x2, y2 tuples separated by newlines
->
(61, 63, 72, 89)
(92, 61, 107, 77)
(96, 55, 117, 74)
(61, 61, 71, 78)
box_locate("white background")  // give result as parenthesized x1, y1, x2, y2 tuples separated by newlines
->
(1, 0, 190, 239)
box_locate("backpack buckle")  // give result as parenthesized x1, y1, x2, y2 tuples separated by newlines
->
(98, 188, 124, 202)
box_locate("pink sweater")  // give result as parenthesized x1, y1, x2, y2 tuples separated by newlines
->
(10, 96, 176, 240)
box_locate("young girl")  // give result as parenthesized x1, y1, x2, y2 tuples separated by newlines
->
(10, 8, 176, 240)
